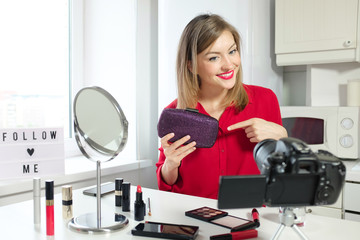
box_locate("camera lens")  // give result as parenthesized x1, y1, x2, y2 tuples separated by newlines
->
(253, 139, 277, 173)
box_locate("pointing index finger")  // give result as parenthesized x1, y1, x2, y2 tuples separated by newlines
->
(227, 119, 253, 131)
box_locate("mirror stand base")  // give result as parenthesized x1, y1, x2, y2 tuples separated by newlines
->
(68, 212, 128, 234)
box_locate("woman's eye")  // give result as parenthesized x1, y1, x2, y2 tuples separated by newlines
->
(209, 56, 218, 62)
(229, 49, 237, 55)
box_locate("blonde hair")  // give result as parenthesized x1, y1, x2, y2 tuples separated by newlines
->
(176, 14, 248, 111)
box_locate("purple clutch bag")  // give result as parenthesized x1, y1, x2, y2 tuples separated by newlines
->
(157, 108, 219, 148)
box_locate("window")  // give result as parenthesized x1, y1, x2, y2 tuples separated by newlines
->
(0, 0, 137, 161)
(0, 0, 69, 133)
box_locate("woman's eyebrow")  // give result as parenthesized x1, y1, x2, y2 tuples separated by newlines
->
(204, 43, 236, 56)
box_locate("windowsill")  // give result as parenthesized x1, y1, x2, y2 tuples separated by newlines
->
(0, 156, 153, 198)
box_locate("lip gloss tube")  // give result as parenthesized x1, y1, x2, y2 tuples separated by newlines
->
(33, 178, 41, 225)
(46, 180, 54, 236)
(115, 178, 123, 207)
(62, 185, 73, 220)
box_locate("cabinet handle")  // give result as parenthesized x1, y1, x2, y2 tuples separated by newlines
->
(344, 40, 352, 47)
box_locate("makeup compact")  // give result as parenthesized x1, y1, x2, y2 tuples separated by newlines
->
(185, 206, 252, 231)
(185, 206, 228, 222)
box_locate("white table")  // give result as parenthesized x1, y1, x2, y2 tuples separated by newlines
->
(0, 185, 359, 240)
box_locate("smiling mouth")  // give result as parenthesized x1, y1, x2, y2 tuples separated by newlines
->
(217, 70, 234, 80)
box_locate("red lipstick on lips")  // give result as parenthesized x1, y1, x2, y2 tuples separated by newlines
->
(217, 70, 234, 80)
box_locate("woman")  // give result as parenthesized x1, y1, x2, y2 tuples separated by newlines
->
(156, 14, 287, 199)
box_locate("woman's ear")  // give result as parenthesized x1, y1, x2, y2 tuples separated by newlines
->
(187, 61, 193, 73)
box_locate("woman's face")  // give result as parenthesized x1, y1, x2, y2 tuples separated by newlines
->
(196, 30, 240, 91)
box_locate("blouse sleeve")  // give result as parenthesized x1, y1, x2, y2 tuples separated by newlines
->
(155, 146, 173, 191)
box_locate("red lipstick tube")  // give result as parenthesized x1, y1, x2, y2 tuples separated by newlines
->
(46, 180, 54, 236)
(251, 208, 260, 227)
(134, 185, 145, 221)
(210, 229, 258, 240)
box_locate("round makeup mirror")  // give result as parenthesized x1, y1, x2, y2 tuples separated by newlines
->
(69, 86, 129, 233)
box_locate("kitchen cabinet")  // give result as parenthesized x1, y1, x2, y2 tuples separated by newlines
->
(306, 160, 360, 221)
(344, 181, 360, 221)
(275, 0, 360, 66)
(306, 190, 343, 219)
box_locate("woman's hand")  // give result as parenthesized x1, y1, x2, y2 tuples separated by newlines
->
(227, 118, 288, 143)
(160, 133, 196, 185)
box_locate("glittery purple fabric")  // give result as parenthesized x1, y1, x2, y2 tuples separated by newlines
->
(157, 108, 219, 148)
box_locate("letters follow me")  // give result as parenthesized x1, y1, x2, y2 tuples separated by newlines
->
(1, 129, 58, 143)
(0, 128, 64, 179)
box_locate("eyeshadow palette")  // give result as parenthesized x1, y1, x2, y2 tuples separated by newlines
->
(185, 206, 228, 222)
(185, 206, 252, 230)
(211, 215, 252, 229)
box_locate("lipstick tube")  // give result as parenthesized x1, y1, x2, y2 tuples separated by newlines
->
(210, 229, 258, 240)
(251, 208, 260, 227)
(33, 178, 41, 225)
(134, 185, 145, 221)
(122, 182, 130, 212)
(62, 185, 73, 220)
(46, 180, 54, 236)
(231, 208, 260, 232)
(115, 178, 123, 207)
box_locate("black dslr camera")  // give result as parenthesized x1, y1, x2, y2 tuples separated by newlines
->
(218, 137, 346, 208)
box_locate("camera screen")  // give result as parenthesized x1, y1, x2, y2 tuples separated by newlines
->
(282, 117, 324, 144)
(218, 175, 267, 209)
(266, 174, 319, 206)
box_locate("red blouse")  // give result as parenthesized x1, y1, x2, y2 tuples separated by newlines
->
(156, 84, 283, 199)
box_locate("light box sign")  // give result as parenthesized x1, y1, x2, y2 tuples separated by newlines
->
(0, 128, 64, 179)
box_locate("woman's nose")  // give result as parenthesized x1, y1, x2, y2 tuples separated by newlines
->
(221, 56, 234, 70)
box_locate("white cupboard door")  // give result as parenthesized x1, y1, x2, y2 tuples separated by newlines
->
(276, 0, 358, 54)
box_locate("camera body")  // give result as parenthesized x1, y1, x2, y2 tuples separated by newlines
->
(254, 137, 346, 206)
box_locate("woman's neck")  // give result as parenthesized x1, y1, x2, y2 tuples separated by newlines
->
(198, 87, 228, 120)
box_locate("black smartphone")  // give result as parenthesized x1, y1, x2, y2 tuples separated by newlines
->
(131, 221, 199, 240)
(83, 182, 115, 197)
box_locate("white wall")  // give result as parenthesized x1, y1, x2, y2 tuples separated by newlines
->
(82, 0, 159, 189)
(307, 63, 360, 106)
(283, 66, 307, 106)
(283, 63, 360, 106)
(82, 0, 137, 160)
(136, 0, 158, 188)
